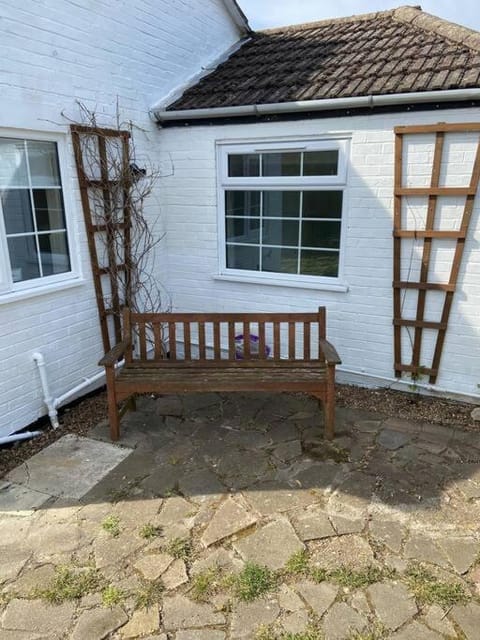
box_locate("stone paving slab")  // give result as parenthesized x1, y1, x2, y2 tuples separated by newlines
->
(1, 392, 480, 640)
(5, 435, 131, 500)
(0, 481, 50, 515)
(233, 518, 304, 570)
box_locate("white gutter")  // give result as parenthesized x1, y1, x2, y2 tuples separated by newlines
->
(154, 88, 480, 122)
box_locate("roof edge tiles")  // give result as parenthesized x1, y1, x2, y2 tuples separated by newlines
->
(393, 6, 480, 52)
(259, 6, 480, 52)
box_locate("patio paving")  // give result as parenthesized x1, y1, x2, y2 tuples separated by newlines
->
(1, 391, 480, 639)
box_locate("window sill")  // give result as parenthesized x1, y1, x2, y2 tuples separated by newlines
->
(0, 277, 85, 305)
(213, 273, 349, 293)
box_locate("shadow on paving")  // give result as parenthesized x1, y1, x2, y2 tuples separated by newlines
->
(3, 392, 480, 523)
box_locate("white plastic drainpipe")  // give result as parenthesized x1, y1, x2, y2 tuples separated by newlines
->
(0, 431, 43, 446)
(337, 366, 480, 402)
(32, 352, 124, 431)
(32, 352, 59, 429)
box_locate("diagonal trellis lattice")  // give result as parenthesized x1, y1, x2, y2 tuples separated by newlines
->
(71, 124, 133, 352)
(393, 122, 480, 384)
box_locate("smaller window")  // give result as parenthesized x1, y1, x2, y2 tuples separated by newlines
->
(218, 139, 349, 284)
(0, 136, 73, 292)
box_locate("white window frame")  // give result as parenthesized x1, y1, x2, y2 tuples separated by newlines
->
(0, 129, 81, 300)
(216, 136, 350, 291)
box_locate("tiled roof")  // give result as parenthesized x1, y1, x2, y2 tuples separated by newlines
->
(167, 6, 480, 111)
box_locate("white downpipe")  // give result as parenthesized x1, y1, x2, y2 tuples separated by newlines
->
(0, 431, 43, 446)
(154, 88, 480, 122)
(32, 352, 60, 429)
(33, 352, 124, 431)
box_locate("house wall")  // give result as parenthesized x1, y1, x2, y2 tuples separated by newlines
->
(157, 107, 480, 399)
(0, 0, 241, 436)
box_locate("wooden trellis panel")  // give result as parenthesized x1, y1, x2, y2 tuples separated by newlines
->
(393, 122, 480, 384)
(71, 125, 132, 352)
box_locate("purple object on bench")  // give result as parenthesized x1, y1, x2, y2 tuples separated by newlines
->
(235, 334, 271, 359)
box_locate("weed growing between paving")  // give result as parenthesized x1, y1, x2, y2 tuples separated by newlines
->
(284, 550, 310, 576)
(233, 562, 277, 602)
(164, 537, 192, 561)
(404, 565, 470, 607)
(134, 579, 164, 609)
(255, 624, 323, 640)
(33, 566, 103, 604)
(347, 623, 388, 640)
(139, 522, 163, 540)
(283, 551, 395, 588)
(102, 585, 124, 607)
(190, 567, 228, 602)
(101, 514, 121, 537)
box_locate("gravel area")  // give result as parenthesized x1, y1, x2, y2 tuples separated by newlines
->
(0, 384, 478, 480)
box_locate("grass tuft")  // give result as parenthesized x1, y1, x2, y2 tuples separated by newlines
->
(233, 562, 277, 602)
(101, 585, 124, 607)
(328, 566, 393, 589)
(101, 514, 121, 537)
(348, 623, 388, 640)
(33, 566, 103, 604)
(134, 579, 164, 610)
(139, 523, 163, 540)
(255, 624, 323, 640)
(284, 550, 310, 576)
(404, 565, 470, 608)
(190, 567, 224, 602)
(164, 537, 192, 561)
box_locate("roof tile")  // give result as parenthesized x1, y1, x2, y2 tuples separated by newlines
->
(167, 6, 480, 111)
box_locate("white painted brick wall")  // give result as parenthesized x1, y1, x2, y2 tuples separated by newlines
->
(0, 0, 241, 436)
(157, 108, 480, 399)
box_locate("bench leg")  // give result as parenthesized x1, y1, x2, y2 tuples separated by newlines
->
(324, 364, 336, 441)
(105, 367, 120, 441)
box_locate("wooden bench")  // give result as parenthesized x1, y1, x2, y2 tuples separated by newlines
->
(99, 307, 341, 442)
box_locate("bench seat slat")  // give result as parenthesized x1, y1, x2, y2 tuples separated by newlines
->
(117, 367, 327, 394)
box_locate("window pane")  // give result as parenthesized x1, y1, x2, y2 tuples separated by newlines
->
(39, 232, 70, 276)
(226, 244, 259, 271)
(27, 141, 61, 187)
(0, 138, 28, 188)
(225, 191, 260, 216)
(263, 191, 300, 217)
(228, 154, 260, 177)
(262, 153, 301, 176)
(226, 218, 259, 244)
(33, 189, 66, 231)
(1, 189, 34, 234)
(302, 221, 341, 249)
(303, 150, 338, 176)
(300, 250, 339, 277)
(262, 247, 298, 273)
(7, 235, 40, 281)
(262, 220, 299, 247)
(302, 191, 343, 218)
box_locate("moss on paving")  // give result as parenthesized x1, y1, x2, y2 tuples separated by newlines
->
(101, 514, 121, 537)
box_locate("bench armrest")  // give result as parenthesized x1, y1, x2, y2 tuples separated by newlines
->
(319, 339, 341, 365)
(98, 339, 131, 367)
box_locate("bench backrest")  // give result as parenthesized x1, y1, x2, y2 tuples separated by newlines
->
(123, 308, 327, 365)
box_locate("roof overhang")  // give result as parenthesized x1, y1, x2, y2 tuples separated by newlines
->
(222, 0, 251, 34)
(154, 88, 480, 125)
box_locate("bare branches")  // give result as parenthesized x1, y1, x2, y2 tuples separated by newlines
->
(70, 104, 170, 349)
